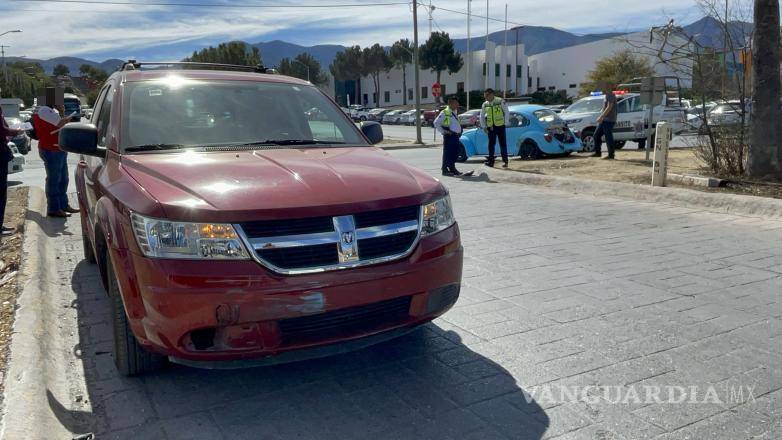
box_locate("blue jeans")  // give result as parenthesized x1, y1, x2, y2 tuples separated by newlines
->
(594, 121, 616, 156)
(40, 150, 70, 213)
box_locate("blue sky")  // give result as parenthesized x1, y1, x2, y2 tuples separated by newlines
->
(0, 0, 708, 61)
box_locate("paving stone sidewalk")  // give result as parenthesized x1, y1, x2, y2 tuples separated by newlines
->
(33, 161, 782, 439)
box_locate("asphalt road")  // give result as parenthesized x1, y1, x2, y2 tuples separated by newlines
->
(8, 145, 782, 440)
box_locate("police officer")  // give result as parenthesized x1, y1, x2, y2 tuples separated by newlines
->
(480, 88, 510, 168)
(434, 95, 472, 177)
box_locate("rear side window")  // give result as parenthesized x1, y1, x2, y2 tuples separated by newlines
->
(533, 109, 559, 124)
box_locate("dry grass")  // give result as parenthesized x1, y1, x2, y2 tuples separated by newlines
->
(0, 187, 28, 395)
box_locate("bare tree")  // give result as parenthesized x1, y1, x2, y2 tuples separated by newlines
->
(747, 0, 782, 178)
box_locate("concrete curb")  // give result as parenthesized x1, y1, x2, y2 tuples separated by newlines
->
(482, 166, 782, 220)
(668, 173, 724, 188)
(0, 187, 81, 440)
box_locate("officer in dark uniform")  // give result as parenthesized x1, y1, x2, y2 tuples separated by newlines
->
(434, 95, 473, 177)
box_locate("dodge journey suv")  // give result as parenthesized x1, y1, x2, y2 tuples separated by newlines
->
(59, 61, 463, 376)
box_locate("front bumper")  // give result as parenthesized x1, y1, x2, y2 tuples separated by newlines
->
(116, 225, 463, 363)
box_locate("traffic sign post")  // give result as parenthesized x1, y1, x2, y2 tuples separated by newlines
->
(651, 122, 672, 187)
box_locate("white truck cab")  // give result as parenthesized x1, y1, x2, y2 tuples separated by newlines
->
(561, 91, 685, 151)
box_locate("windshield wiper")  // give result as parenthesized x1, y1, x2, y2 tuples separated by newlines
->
(125, 143, 187, 152)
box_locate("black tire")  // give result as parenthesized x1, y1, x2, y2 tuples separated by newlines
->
(614, 141, 626, 150)
(581, 128, 596, 153)
(108, 258, 165, 376)
(82, 226, 96, 264)
(457, 143, 468, 162)
(519, 140, 542, 160)
(636, 135, 655, 150)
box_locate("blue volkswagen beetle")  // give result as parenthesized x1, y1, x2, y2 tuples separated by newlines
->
(458, 104, 583, 161)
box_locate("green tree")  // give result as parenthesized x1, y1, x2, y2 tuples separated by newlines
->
(0, 61, 53, 105)
(747, 0, 782, 179)
(53, 63, 70, 76)
(389, 39, 413, 105)
(330, 45, 364, 104)
(362, 44, 393, 106)
(579, 50, 653, 96)
(183, 41, 262, 66)
(278, 52, 328, 86)
(419, 31, 463, 102)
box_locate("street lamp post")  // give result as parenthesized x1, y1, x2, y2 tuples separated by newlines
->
(0, 30, 22, 87)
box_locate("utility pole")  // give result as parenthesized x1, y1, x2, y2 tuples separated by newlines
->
(466, 0, 471, 110)
(722, 0, 728, 96)
(503, 3, 508, 98)
(428, 0, 433, 36)
(485, 0, 490, 89)
(1, 45, 8, 85)
(413, 0, 423, 144)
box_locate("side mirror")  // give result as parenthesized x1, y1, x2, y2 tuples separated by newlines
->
(58, 123, 105, 158)
(360, 121, 384, 145)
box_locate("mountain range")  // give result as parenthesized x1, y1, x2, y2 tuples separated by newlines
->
(7, 16, 752, 76)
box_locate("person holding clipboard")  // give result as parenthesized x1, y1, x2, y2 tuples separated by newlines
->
(33, 104, 80, 218)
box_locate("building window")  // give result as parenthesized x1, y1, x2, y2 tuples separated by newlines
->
(536, 78, 540, 88)
(440, 84, 446, 97)
(408, 88, 413, 100)
(482, 63, 486, 76)
(384, 91, 390, 102)
(422, 86, 428, 99)
(363, 93, 368, 104)
(457, 82, 465, 93)
(528, 76, 532, 88)
(495, 63, 500, 77)
(517, 65, 522, 79)
(537, 87, 545, 92)
(568, 84, 577, 89)
(506, 64, 511, 77)
(548, 86, 556, 91)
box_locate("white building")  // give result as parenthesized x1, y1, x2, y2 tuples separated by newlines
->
(528, 31, 693, 98)
(357, 41, 528, 107)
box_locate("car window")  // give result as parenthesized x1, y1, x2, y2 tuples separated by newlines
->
(122, 78, 366, 151)
(508, 113, 529, 127)
(532, 109, 560, 124)
(616, 99, 630, 114)
(563, 98, 604, 114)
(94, 84, 114, 147)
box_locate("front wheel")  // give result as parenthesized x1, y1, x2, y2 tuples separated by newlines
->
(581, 129, 596, 153)
(457, 143, 468, 162)
(108, 258, 165, 376)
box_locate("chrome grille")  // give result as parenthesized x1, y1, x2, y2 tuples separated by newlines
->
(236, 206, 421, 274)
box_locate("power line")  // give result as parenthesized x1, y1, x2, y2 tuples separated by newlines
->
(11, 0, 409, 8)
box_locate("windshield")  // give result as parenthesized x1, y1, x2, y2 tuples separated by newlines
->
(563, 98, 604, 114)
(64, 99, 81, 116)
(121, 78, 366, 152)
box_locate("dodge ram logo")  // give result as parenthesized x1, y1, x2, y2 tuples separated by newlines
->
(334, 215, 360, 263)
(341, 232, 354, 244)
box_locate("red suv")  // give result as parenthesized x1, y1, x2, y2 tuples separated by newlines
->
(59, 62, 463, 375)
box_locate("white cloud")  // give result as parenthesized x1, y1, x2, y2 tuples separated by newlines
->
(0, 0, 702, 60)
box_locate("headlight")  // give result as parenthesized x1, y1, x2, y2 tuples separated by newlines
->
(130, 213, 249, 260)
(421, 195, 455, 236)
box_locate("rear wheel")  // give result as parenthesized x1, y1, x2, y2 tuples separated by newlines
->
(457, 143, 468, 162)
(519, 140, 542, 160)
(108, 257, 165, 376)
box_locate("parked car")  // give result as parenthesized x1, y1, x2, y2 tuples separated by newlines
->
(63, 93, 83, 122)
(459, 105, 583, 161)
(60, 61, 463, 376)
(4, 117, 30, 155)
(348, 105, 369, 121)
(706, 101, 750, 128)
(367, 108, 391, 122)
(6, 142, 24, 174)
(19, 110, 32, 122)
(561, 92, 686, 151)
(382, 109, 405, 124)
(457, 109, 481, 128)
(423, 105, 447, 126)
(84, 108, 94, 120)
(399, 109, 421, 125)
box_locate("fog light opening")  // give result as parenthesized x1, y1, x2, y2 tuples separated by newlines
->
(190, 328, 217, 351)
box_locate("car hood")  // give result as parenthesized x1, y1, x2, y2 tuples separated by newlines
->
(121, 147, 443, 222)
(560, 112, 596, 121)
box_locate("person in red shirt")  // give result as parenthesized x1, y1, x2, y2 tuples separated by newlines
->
(1, 91, 24, 235)
(33, 104, 80, 217)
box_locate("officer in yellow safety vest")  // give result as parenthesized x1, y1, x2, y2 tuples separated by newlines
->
(480, 88, 510, 168)
(434, 95, 473, 177)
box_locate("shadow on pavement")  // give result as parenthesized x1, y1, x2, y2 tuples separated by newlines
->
(67, 259, 550, 439)
(25, 209, 74, 238)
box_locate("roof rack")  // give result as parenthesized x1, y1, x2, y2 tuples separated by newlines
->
(120, 60, 278, 74)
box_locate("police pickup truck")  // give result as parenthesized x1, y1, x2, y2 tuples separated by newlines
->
(560, 91, 686, 151)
